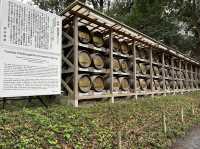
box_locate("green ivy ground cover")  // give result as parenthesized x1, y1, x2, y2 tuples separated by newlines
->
(1, 92, 200, 149)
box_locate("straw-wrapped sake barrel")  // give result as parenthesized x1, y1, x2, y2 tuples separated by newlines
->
(78, 51, 92, 68)
(119, 77, 129, 91)
(78, 26, 91, 44)
(138, 79, 147, 91)
(113, 58, 120, 72)
(78, 75, 92, 93)
(91, 76, 105, 92)
(92, 31, 104, 47)
(119, 59, 129, 72)
(91, 53, 104, 69)
(120, 41, 129, 54)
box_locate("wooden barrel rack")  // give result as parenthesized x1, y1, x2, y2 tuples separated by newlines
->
(61, 1, 200, 107)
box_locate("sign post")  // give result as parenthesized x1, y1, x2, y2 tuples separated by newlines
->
(0, 0, 62, 98)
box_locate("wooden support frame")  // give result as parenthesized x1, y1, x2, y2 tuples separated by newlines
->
(162, 52, 166, 96)
(149, 48, 154, 97)
(171, 57, 175, 94)
(109, 30, 114, 103)
(73, 16, 79, 107)
(60, 2, 200, 107)
(133, 42, 137, 99)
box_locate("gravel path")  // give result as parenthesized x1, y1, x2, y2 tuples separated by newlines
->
(171, 126, 200, 149)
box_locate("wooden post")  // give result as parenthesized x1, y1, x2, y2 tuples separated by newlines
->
(191, 65, 194, 89)
(118, 130, 122, 149)
(162, 52, 166, 96)
(192, 104, 195, 115)
(185, 62, 188, 90)
(109, 30, 114, 103)
(163, 111, 167, 134)
(73, 16, 79, 107)
(179, 60, 183, 94)
(150, 48, 154, 97)
(181, 107, 184, 123)
(133, 42, 137, 100)
(171, 57, 175, 95)
(195, 66, 198, 89)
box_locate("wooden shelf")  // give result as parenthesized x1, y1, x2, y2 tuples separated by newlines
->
(79, 67, 109, 74)
(79, 42, 108, 53)
(152, 62, 162, 66)
(113, 71, 131, 76)
(136, 58, 149, 63)
(136, 74, 151, 78)
(113, 52, 131, 58)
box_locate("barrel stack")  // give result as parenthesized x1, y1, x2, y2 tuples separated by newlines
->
(61, 1, 200, 107)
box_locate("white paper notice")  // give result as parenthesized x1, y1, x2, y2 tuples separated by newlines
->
(0, 0, 62, 97)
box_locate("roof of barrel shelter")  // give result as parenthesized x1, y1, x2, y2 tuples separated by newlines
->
(60, 1, 199, 65)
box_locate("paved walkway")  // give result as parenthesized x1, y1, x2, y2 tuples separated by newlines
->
(171, 126, 200, 149)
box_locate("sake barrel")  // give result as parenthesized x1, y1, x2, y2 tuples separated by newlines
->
(120, 41, 129, 54)
(92, 31, 104, 47)
(119, 59, 129, 72)
(113, 58, 120, 72)
(119, 77, 129, 91)
(91, 53, 104, 69)
(113, 77, 120, 91)
(113, 38, 120, 52)
(91, 76, 104, 92)
(78, 51, 92, 68)
(78, 75, 92, 93)
(78, 26, 91, 44)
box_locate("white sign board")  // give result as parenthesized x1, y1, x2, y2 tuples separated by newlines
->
(0, 0, 62, 97)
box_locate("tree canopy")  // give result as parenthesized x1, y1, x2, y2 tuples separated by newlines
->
(32, 0, 200, 59)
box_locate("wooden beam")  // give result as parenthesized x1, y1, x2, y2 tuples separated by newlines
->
(61, 80, 73, 95)
(109, 30, 114, 103)
(73, 16, 79, 107)
(133, 42, 137, 99)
